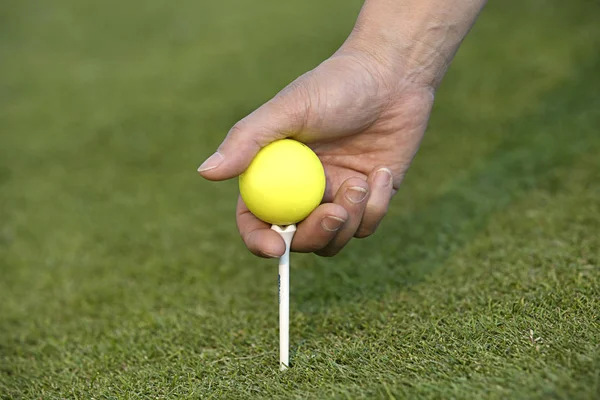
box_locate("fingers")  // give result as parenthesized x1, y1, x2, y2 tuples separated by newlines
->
(236, 169, 393, 258)
(316, 177, 370, 257)
(237, 196, 349, 257)
(355, 167, 394, 238)
(197, 84, 308, 181)
(291, 203, 349, 253)
(236, 196, 286, 258)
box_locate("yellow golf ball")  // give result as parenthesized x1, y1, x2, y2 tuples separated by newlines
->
(239, 139, 326, 226)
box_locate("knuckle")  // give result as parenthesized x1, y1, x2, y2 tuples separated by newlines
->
(227, 119, 270, 150)
(241, 229, 257, 249)
(228, 120, 248, 138)
(367, 203, 388, 219)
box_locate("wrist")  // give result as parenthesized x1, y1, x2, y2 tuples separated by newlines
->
(342, 0, 487, 89)
(342, 30, 447, 91)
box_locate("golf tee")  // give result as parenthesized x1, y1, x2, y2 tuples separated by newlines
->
(271, 224, 296, 371)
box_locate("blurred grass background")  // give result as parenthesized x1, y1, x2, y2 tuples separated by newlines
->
(1, 0, 599, 398)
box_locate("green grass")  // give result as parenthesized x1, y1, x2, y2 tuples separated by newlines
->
(1, 0, 600, 398)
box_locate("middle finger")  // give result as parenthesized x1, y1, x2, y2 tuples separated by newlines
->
(316, 177, 370, 257)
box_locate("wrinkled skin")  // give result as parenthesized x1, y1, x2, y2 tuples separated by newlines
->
(199, 48, 435, 257)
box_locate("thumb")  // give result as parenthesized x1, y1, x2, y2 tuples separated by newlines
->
(197, 87, 308, 181)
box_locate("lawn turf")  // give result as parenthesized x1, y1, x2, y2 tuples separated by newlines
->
(1, 0, 599, 398)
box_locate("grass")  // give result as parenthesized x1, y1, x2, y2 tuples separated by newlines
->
(1, 0, 599, 398)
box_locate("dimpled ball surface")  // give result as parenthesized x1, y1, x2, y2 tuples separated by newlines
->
(239, 139, 326, 225)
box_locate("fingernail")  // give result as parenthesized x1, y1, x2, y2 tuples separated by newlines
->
(345, 186, 368, 203)
(197, 152, 224, 172)
(261, 251, 280, 258)
(374, 168, 393, 187)
(321, 216, 346, 232)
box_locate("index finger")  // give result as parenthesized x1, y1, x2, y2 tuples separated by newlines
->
(236, 196, 286, 258)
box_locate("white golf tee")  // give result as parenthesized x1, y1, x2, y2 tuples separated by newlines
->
(271, 224, 296, 371)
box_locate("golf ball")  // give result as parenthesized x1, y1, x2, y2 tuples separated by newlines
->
(239, 139, 326, 225)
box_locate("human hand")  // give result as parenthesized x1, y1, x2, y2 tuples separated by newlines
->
(198, 0, 486, 257)
(198, 46, 433, 257)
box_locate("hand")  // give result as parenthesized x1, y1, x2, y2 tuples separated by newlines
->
(198, 46, 434, 257)
(198, 0, 486, 257)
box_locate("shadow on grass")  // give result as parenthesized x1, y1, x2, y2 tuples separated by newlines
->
(293, 53, 600, 311)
